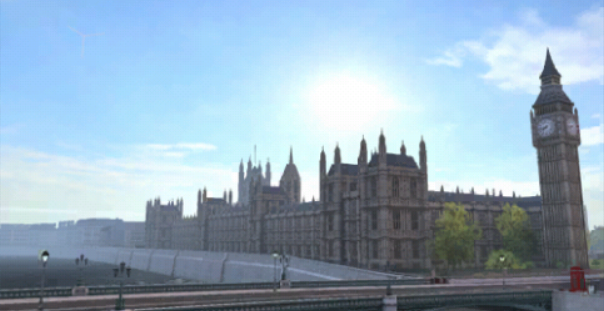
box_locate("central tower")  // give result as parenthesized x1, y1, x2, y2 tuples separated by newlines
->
(530, 49, 588, 268)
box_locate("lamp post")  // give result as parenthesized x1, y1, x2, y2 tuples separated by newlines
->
(271, 251, 279, 291)
(113, 261, 131, 311)
(38, 250, 49, 311)
(75, 254, 88, 286)
(499, 254, 506, 290)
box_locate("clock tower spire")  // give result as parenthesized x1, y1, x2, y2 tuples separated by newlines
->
(531, 48, 588, 268)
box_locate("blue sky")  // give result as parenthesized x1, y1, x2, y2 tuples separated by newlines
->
(1, 0, 603, 228)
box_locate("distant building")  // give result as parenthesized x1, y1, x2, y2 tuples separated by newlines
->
(590, 226, 604, 259)
(124, 221, 145, 248)
(75, 218, 125, 247)
(0, 223, 56, 247)
(145, 198, 183, 249)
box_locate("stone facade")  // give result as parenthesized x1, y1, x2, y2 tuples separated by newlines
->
(145, 50, 587, 270)
(145, 198, 183, 249)
(530, 49, 589, 268)
(145, 142, 546, 271)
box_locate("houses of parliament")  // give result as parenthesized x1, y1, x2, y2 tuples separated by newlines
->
(145, 50, 589, 270)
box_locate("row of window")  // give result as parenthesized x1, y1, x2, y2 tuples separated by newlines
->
(324, 240, 421, 260)
(326, 177, 419, 202)
(325, 210, 421, 231)
(371, 210, 420, 231)
(374, 240, 420, 259)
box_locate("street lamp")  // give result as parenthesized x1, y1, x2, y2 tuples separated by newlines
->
(75, 254, 88, 286)
(113, 261, 131, 311)
(39, 250, 49, 311)
(271, 251, 279, 291)
(499, 254, 506, 290)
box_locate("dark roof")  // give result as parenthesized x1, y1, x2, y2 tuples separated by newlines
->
(282, 163, 300, 177)
(428, 191, 542, 209)
(328, 163, 359, 176)
(533, 84, 572, 106)
(262, 186, 283, 195)
(540, 49, 561, 78)
(206, 198, 226, 204)
(368, 153, 418, 169)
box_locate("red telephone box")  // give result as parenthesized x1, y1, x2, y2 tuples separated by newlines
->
(569, 266, 587, 292)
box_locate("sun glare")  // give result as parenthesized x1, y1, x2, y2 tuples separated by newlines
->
(308, 74, 398, 132)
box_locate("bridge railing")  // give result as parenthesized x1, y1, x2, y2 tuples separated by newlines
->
(134, 296, 384, 311)
(0, 278, 429, 299)
(0, 287, 73, 299)
(397, 290, 553, 310)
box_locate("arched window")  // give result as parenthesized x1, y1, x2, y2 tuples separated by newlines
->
(410, 179, 417, 198)
(392, 177, 399, 197)
(371, 177, 377, 197)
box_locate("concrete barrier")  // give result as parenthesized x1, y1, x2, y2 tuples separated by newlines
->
(553, 290, 604, 311)
(130, 249, 153, 272)
(148, 249, 177, 276)
(174, 250, 225, 282)
(0, 246, 400, 283)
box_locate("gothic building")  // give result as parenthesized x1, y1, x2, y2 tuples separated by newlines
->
(145, 49, 587, 270)
(530, 49, 589, 268)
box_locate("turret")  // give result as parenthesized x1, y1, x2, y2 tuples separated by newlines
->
(400, 140, 406, 156)
(334, 143, 341, 164)
(228, 189, 233, 206)
(203, 187, 207, 203)
(289, 146, 294, 165)
(419, 136, 427, 173)
(247, 157, 252, 176)
(320, 147, 326, 178)
(266, 158, 271, 186)
(223, 189, 227, 201)
(378, 130, 386, 166)
(358, 136, 367, 166)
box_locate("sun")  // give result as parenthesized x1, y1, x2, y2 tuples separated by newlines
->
(307, 73, 397, 132)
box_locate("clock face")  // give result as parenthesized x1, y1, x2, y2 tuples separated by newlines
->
(537, 119, 555, 137)
(566, 118, 579, 136)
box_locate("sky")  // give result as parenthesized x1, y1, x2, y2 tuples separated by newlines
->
(1, 0, 603, 228)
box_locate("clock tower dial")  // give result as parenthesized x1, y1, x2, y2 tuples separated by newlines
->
(537, 119, 555, 137)
(566, 118, 578, 136)
(531, 49, 588, 268)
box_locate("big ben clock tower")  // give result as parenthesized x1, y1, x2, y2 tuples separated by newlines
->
(531, 49, 588, 268)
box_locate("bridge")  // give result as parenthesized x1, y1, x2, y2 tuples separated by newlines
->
(2, 275, 603, 311)
(2, 246, 602, 310)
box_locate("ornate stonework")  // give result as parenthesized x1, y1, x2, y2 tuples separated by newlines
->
(530, 49, 589, 268)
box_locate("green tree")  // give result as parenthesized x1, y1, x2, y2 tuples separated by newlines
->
(495, 203, 536, 262)
(433, 202, 482, 270)
(485, 249, 531, 270)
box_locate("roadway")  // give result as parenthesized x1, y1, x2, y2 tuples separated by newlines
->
(4, 275, 600, 311)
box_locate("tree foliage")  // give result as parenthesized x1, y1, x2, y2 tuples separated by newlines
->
(484, 249, 533, 270)
(495, 203, 536, 262)
(433, 202, 482, 269)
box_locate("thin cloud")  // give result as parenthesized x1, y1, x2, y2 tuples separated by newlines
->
(426, 6, 604, 94)
(146, 143, 217, 151)
(0, 144, 237, 223)
(581, 124, 604, 146)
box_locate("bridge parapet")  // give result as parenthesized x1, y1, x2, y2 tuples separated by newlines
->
(397, 290, 553, 311)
